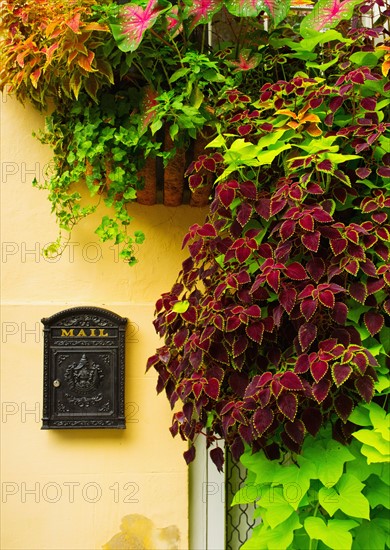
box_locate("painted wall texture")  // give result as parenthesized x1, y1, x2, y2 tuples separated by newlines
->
(1, 92, 207, 549)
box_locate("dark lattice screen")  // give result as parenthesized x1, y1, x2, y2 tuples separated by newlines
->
(225, 450, 260, 550)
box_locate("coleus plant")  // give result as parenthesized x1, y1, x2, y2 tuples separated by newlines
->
(0, 0, 115, 108)
(147, 1, 390, 470)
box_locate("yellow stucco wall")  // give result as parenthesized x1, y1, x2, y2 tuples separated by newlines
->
(1, 92, 207, 549)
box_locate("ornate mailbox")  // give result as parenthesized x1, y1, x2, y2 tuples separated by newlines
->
(41, 307, 127, 429)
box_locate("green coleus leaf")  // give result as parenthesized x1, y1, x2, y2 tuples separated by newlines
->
(318, 473, 370, 519)
(172, 300, 190, 313)
(304, 517, 359, 550)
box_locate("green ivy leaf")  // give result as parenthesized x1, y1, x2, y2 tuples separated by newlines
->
(303, 438, 355, 487)
(257, 487, 296, 528)
(364, 473, 390, 509)
(242, 513, 301, 550)
(352, 518, 390, 550)
(304, 517, 358, 550)
(318, 473, 370, 519)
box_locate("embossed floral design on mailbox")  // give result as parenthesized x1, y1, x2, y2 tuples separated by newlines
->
(41, 307, 127, 429)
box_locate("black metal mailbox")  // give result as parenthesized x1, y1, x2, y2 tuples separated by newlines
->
(41, 307, 127, 429)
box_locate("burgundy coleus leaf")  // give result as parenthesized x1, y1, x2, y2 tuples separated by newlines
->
(245, 372, 273, 397)
(311, 360, 328, 383)
(301, 298, 318, 321)
(317, 159, 334, 173)
(332, 302, 348, 324)
(226, 315, 242, 332)
(349, 282, 367, 304)
(280, 371, 304, 391)
(280, 219, 296, 241)
(279, 286, 297, 314)
(216, 180, 239, 207)
(360, 258, 377, 277)
(299, 213, 315, 232)
(334, 394, 354, 423)
(240, 180, 257, 199)
(378, 166, 390, 178)
(301, 407, 323, 436)
(210, 446, 224, 472)
(318, 289, 335, 308)
(329, 96, 344, 113)
(332, 362, 353, 387)
(204, 378, 221, 400)
(355, 375, 375, 403)
(246, 321, 264, 344)
(271, 197, 287, 217)
(115, 0, 165, 52)
(299, 323, 317, 351)
(306, 258, 326, 282)
(356, 166, 372, 180)
(238, 423, 253, 445)
(285, 262, 308, 280)
(352, 352, 368, 375)
(237, 203, 253, 226)
(344, 260, 359, 276)
(302, 231, 321, 252)
(256, 198, 271, 220)
(266, 270, 280, 293)
(238, 123, 253, 136)
(364, 311, 384, 336)
(184, 445, 196, 465)
(285, 419, 305, 445)
(174, 328, 189, 349)
(330, 237, 348, 256)
(295, 354, 310, 374)
(253, 408, 274, 436)
(277, 392, 298, 421)
(233, 335, 248, 357)
(307, 182, 324, 195)
(384, 300, 390, 316)
(312, 378, 331, 403)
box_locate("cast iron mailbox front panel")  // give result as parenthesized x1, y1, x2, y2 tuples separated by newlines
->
(42, 307, 127, 429)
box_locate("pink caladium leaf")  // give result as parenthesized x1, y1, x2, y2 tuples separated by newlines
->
(111, 0, 167, 52)
(300, 0, 363, 38)
(185, 0, 224, 29)
(225, 0, 265, 18)
(262, 0, 291, 25)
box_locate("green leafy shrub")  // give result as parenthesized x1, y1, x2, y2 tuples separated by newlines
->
(231, 400, 389, 549)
